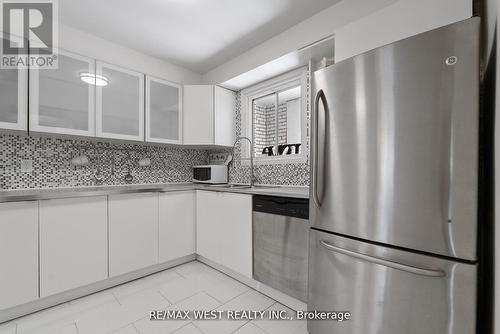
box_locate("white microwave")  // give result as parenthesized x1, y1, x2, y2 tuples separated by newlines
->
(193, 165, 228, 184)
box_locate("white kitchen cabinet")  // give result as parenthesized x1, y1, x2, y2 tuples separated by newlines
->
(96, 62, 145, 141)
(196, 191, 252, 277)
(29, 49, 96, 137)
(0, 37, 27, 131)
(109, 193, 158, 276)
(158, 191, 195, 262)
(146, 76, 183, 144)
(39, 197, 107, 297)
(183, 85, 235, 146)
(0, 202, 38, 310)
(196, 190, 222, 263)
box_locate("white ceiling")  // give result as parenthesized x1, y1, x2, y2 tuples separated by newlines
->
(59, 0, 342, 74)
(221, 35, 335, 90)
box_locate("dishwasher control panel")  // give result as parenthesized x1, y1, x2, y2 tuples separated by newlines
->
(253, 195, 309, 219)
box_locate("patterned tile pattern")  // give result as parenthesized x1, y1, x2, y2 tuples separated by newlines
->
(0, 261, 307, 334)
(220, 67, 311, 187)
(0, 134, 208, 190)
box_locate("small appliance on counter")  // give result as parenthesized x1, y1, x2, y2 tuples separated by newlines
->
(192, 153, 231, 184)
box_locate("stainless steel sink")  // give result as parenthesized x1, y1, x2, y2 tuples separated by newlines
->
(208, 184, 278, 189)
(252, 185, 279, 189)
(209, 184, 252, 189)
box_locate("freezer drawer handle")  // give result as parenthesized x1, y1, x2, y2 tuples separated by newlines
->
(320, 240, 446, 277)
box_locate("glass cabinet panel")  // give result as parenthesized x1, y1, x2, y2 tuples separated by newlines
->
(29, 50, 95, 136)
(0, 36, 27, 131)
(96, 62, 144, 141)
(146, 76, 182, 144)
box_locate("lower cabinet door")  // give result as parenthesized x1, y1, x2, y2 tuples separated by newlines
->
(196, 191, 223, 264)
(159, 191, 195, 263)
(196, 191, 252, 278)
(109, 193, 159, 276)
(0, 202, 38, 310)
(39, 197, 108, 297)
(219, 192, 252, 278)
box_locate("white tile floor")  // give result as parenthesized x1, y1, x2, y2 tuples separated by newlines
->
(0, 261, 308, 334)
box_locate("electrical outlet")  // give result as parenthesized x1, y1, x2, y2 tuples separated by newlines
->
(20, 159, 33, 173)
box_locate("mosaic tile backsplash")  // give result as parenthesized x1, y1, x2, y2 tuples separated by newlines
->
(0, 134, 209, 190)
(0, 69, 310, 190)
(223, 90, 310, 187)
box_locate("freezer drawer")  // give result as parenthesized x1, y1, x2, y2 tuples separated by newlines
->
(308, 229, 477, 334)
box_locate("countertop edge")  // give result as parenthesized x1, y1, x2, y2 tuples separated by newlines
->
(0, 183, 310, 202)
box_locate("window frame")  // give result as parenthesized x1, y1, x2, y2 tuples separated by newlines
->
(240, 67, 308, 165)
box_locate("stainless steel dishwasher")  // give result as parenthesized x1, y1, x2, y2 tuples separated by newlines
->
(253, 195, 309, 302)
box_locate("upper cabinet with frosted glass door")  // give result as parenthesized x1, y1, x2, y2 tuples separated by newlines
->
(145, 76, 182, 144)
(96, 62, 144, 141)
(0, 35, 28, 131)
(29, 49, 95, 137)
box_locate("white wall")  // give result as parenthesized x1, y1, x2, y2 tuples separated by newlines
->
(334, 0, 472, 61)
(202, 0, 398, 85)
(59, 24, 202, 84)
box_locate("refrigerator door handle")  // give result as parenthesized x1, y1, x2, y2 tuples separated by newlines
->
(313, 89, 327, 207)
(320, 240, 446, 277)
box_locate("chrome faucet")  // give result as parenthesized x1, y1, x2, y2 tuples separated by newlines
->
(232, 136, 255, 187)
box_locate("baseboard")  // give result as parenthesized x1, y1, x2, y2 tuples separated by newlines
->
(0, 254, 196, 324)
(196, 255, 307, 312)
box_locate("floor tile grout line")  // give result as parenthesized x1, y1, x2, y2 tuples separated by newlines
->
(157, 289, 174, 305)
(251, 321, 272, 334)
(131, 323, 140, 334)
(210, 288, 253, 310)
(245, 302, 277, 334)
(111, 291, 122, 306)
(166, 290, 205, 307)
(252, 321, 272, 334)
(107, 271, 182, 303)
(200, 289, 225, 304)
(202, 286, 250, 308)
(252, 301, 305, 334)
(173, 322, 201, 334)
(190, 321, 206, 334)
(228, 320, 251, 334)
(107, 323, 137, 334)
(173, 270, 187, 279)
(193, 260, 271, 302)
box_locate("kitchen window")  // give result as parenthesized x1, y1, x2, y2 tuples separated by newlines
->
(241, 67, 308, 164)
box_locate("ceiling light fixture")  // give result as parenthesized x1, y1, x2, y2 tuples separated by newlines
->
(80, 72, 109, 86)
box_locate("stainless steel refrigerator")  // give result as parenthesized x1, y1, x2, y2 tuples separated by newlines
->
(308, 18, 480, 334)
